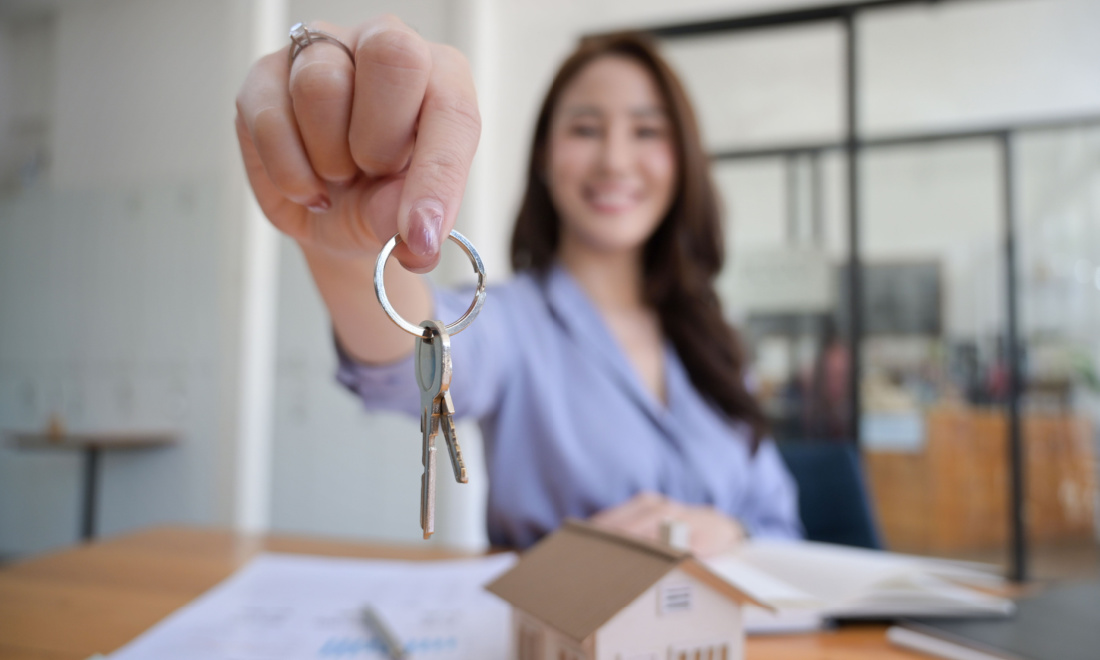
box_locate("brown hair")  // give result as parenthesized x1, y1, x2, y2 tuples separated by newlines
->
(510, 32, 768, 450)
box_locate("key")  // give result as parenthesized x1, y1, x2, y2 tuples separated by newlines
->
(419, 321, 467, 484)
(374, 230, 486, 539)
(415, 322, 445, 539)
(438, 391, 468, 484)
(414, 320, 468, 539)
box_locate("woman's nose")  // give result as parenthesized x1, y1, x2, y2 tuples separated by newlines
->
(598, 125, 634, 174)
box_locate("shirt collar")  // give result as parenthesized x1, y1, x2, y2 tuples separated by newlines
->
(541, 262, 676, 427)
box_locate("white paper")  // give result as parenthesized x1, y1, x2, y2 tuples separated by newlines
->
(704, 554, 824, 609)
(704, 540, 1013, 622)
(109, 552, 517, 660)
(705, 553, 827, 634)
(741, 607, 826, 635)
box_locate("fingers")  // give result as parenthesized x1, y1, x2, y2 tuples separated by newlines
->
(349, 16, 432, 178)
(237, 15, 479, 273)
(589, 492, 671, 539)
(690, 516, 746, 558)
(589, 494, 747, 557)
(237, 50, 330, 212)
(288, 21, 358, 184)
(394, 43, 481, 270)
(234, 114, 309, 240)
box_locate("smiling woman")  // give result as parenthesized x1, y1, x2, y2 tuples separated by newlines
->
(512, 34, 770, 453)
(547, 56, 678, 257)
(235, 18, 802, 553)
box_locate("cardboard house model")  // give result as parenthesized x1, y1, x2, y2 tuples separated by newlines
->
(485, 519, 764, 660)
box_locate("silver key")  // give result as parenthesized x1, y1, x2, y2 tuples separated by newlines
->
(375, 231, 485, 540)
(415, 320, 468, 539)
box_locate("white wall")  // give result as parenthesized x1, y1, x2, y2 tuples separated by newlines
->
(0, 14, 54, 189)
(0, 0, 252, 555)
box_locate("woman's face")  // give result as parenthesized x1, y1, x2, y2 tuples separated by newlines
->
(546, 55, 678, 258)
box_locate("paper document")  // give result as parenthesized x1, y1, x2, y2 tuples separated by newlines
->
(109, 552, 517, 660)
(706, 553, 828, 633)
(705, 540, 1013, 624)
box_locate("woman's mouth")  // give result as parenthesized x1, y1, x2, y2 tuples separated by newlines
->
(584, 186, 640, 213)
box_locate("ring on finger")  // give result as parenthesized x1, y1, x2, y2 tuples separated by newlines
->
(288, 22, 354, 65)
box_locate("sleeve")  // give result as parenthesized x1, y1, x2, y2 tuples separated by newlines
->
(737, 439, 805, 540)
(333, 282, 515, 422)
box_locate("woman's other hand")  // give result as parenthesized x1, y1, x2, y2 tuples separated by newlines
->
(588, 492, 747, 558)
(234, 16, 480, 273)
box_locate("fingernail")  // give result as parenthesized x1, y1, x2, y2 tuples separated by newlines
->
(306, 195, 331, 214)
(407, 199, 444, 258)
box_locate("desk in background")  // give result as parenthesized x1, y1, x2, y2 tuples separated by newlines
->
(5, 430, 177, 540)
(0, 527, 925, 660)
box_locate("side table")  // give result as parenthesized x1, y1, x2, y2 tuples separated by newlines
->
(5, 431, 177, 541)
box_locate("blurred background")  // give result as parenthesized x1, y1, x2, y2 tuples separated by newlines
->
(0, 0, 1097, 583)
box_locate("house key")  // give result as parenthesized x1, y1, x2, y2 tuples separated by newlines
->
(374, 230, 486, 539)
(416, 320, 468, 539)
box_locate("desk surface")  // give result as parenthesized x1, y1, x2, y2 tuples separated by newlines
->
(0, 527, 925, 660)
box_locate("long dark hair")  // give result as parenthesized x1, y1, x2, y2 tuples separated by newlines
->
(510, 32, 768, 450)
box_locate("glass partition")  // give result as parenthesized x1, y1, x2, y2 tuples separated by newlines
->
(656, 1, 1100, 580)
(857, 140, 1009, 570)
(1015, 126, 1100, 580)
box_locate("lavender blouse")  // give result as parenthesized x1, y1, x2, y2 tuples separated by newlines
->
(336, 263, 802, 548)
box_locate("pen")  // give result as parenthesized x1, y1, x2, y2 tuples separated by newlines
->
(362, 605, 406, 660)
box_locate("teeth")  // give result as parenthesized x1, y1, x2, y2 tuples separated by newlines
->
(592, 193, 633, 206)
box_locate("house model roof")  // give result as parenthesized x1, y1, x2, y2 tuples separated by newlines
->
(485, 519, 764, 643)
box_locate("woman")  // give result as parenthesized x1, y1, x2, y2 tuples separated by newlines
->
(235, 16, 801, 555)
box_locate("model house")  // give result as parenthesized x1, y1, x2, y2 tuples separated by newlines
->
(485, 519, 763, 660)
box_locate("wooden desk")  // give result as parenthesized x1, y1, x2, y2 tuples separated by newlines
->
(0, 527, 925, 660)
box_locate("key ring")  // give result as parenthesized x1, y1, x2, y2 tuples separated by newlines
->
(374, 230, 486, 337)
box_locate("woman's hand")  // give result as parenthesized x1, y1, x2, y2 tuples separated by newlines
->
(234, 15, 480, 273)
(588, 492, 747, 558)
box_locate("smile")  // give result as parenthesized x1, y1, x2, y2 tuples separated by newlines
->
(584, 186, 642, 213)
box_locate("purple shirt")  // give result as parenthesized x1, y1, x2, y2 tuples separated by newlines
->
(337, 264, 802, 548)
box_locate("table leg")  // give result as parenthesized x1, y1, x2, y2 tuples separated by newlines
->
(81, 446, 100, 541)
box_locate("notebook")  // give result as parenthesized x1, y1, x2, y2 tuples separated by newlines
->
(705, 539, 1014, 631)
(887, 581, 1100, 660)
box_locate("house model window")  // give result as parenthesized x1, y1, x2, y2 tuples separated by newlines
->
(659, 585, 693, 614)
(486, 520, 765, 660)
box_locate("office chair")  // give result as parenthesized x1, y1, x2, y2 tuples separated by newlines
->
(777, 441, 883, 549)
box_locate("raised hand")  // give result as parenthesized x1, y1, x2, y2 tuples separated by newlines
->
(235, 16, 480, 273)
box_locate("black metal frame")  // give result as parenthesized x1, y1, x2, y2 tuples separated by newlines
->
(622, 0, 1100, 582)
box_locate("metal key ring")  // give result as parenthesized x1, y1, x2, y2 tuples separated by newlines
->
(374, 230, 486, 337)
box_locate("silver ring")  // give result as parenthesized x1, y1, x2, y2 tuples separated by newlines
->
(288, 22, 354, 65)
(374, 230, 487, 337)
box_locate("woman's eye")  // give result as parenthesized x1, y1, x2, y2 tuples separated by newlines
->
(569, 125, 601, 137)
(636, 126, 665, 139)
